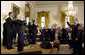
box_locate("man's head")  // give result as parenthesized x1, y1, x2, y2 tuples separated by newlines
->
(32, 19, 35, 22)
(63, 25, 65, 29)
(74, 18, 79, 24)
(9, 12, 14, 18)
(80, 24, 84, 30)
(77, 24, 81, 30)
(32, 19, 36, 24)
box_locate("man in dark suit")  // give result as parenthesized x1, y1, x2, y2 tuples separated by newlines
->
(40, 27, 45, 41)
(44, 28, 46, 41)
(31, 20, 38, 44)
(50, 27, 55, 41)
(76, 24, 82, 54)
(61, 26, 68, 44)
(28, 22, 32, 39)
(3, 19, 8, 48)
(45, 28, 50, 41)
(28, 22, 35, 44)
(67, 18, 80, 54)
(5, 12, 14, 49)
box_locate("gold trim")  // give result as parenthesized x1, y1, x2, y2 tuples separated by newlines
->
(11, 3, 13, 12)
(37, 11, 49, 29)
(25, 3, 30, 22)
(11, 3, 20, 14)
(25, 12, 30, 22)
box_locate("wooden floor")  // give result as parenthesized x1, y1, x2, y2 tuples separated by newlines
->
(1, 42, 58, 54)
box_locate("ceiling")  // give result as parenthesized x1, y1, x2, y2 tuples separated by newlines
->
(26, 1, 84, 8)
(35, 1, 84, 6)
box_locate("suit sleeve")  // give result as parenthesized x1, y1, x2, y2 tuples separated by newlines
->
(16, 20, 26, 25)
(23, 21, 26, 26)
(3, 23, 6, 35)
(76, 30, 81, 40)
(67, 22, 73, 28)
(76, 23, 80, 28)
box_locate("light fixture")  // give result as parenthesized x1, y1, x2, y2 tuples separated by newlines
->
(65, 1, 78, 16)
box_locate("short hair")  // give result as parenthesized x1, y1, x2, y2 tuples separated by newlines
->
(74, 18, 79, 22)
(32, 19, 35, 22)
(9, 12, 13, 16)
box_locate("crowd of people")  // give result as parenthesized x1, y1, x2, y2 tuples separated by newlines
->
(3, 12, 84, 54)
(24, 18, 84, 54)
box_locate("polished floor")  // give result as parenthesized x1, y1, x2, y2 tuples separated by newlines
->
(1, 42, 58, 54)
(1, 42, 73, 54)
(57, 44, 73, 54)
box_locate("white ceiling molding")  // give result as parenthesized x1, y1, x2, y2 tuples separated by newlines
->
(35, 1, 84, 5)
(26, 1, 84, 8)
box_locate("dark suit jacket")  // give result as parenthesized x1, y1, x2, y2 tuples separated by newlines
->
(61, 28, 68, 38)
(50, 29, 55, 37)
(67, 22, 80, 40)
(45, 29, 50, 37)
(6, 17, 14, 28)
(5, 17, 14, 38)
(3, 22, 8, 46)
(31, 23, 38, 34)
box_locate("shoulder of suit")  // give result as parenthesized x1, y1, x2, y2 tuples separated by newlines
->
(6, 17, 12, 20)
(77, 23, 81, 26)
(6, 17, 11, 19)
(77, 23, 80, 25)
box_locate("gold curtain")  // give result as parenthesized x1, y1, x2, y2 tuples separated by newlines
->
(25, 12, 30, 22)
(61, 12, 65, 27)
(37, 12, 41, 29)
(37, 12, 49, 29)
(70, 16, 74, 25)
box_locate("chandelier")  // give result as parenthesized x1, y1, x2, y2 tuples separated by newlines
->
(65, 1, 78, 16)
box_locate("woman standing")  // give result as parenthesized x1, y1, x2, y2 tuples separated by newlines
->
(16, 14, 26, 52)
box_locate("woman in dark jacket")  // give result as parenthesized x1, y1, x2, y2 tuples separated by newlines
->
(15, 14, 26, 52)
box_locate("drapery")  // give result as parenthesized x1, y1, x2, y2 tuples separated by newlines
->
(70, 16, 74, 25)
(61, 12, 74, 27)
(37, 12, 49, 29)
(61, 12, 65, 27)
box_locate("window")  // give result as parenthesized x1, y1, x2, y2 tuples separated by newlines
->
(26, 17, 29, 25)
(41, 16, 45, 28)
(65, 16, 70, 28)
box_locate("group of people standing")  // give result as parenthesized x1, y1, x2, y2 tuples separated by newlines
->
(40, 27, 55, 41)
(56, 19, 84, 54)
(27, 20, 38, 44)
(2, 12, 84, 54)
(39, 18, 84, 54)
(3, 12, 26, 52)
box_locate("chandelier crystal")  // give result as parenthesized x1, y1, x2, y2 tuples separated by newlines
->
(65, 1, 78, 16)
